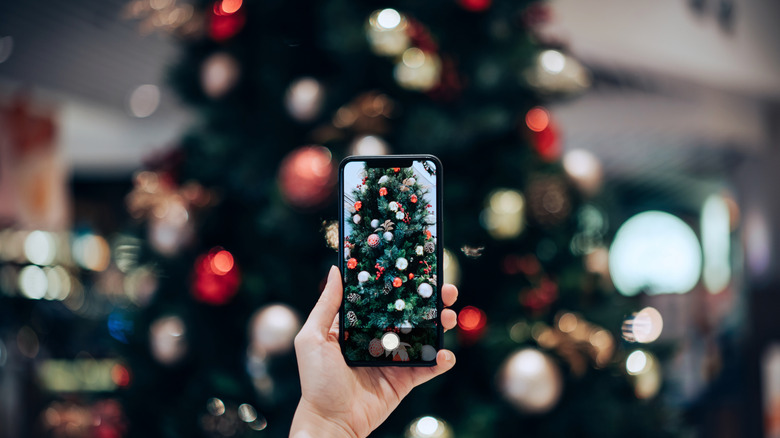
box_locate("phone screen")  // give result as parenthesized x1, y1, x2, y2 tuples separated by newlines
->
(339, 156, 441, 365)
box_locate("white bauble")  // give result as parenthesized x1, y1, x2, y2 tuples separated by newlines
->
(407, 177, 416, 185)
(394, 299, 405, 311)
(415, 245, 424, 256)
(250, 304, 302, 356)
(353, 214, 361, 224)
(421, 344, 437, 361)
(383, 231, 393, 241)
(426, 214, 436, 224)
(399, 320, 413, 334)
(150, 316, 187, 365)
(396, 212, 405, 220)
(498, 348, 563, 414)
(379, 175, 389, 185)
(371, 219, 380, 228)
(358, 271, 370, 283)
(389, 201, 399, 212)
(417, 282, 433, 298)
(395, 257, 409, 271)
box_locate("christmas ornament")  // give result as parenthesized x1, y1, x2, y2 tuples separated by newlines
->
(408, 273, 414, 280)
(424, 308, 437, 320)
(368, 338, 384, 357)
(371, 219, 380, 228)
(410, 194, 418, 203)
(347, 258, 357, 269)
(366, 8, 411, 57)
(498, 348, 563, 413)
(346, 311, 358, 327)
(394, 299, 405, 310)
(354, 201, 363, 211)
(149, 315, 187, 365)
(425, 214, 436, 224)
(394, 48, 442, 92)
(415, 245, 424, 256)
(396, 211, 405, 220)
(425, 230, 432, 239)
(392, 345, 410, 361)
(347, 293, 360, 303)
(383, 283, 393, 294)
(192, 247, 240, 305)
(399, 320, 413, 334)
(417, 282, 433, 298)
(278, 146, 335, 209)
(483, 188, 526, 240)
(420, 345, 438, 362)
(358, 271, 370, 283)
(352, 214, 361, 224)
(367, 234, 381, 248)
(379, 187, 388, 196)
(405, 177, 416, 185)
(393, 277, 403, 288)
(424, 241, 435, 254)
(383, 231, 393, 241)
(379, 175, 390, 185)
(284, 77, 324, 122)
(249, 304, 301, 356)
(201, 52, 240, 99)
(389, 201, 399, 211)
(395, 257, 408, 271)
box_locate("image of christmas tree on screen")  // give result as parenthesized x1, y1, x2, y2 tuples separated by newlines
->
(342, 160, 438, 363)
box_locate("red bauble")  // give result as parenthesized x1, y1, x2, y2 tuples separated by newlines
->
(425, 230, 432, 240)
(393, 277, 403, 288)
(367, 234, 380, 248)
(208, 4, 245, 41)
(278, 146, 335, 209)
(458, 0, 492, 12)
(347, 258, 358, 269)
(192, 248, 240, 305)
(354, 201, 362, 211)
(379, 187, 388, 197)
(410, 194, 418, 203)
(408, 273, 414, 280)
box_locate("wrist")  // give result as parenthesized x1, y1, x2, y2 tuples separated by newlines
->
(290, 399, 360, 438)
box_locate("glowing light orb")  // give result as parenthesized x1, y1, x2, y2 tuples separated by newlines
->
(609, 211, 701, 296)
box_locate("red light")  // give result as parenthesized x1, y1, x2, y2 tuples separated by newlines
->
(211, 250, 234, 275)
(220, 0, 243, 14)
(458, 306, 487, 332)
(458, 0, 492, 12)
(111, 363, 131, 387)
(525, 107, 549, 132)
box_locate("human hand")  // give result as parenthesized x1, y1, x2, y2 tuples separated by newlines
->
(290, 266, 458, 438)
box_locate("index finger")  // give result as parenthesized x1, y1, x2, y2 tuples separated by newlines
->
(442, 284, 458, 307)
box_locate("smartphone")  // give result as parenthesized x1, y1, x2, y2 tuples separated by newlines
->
(338, 155, 443, 366)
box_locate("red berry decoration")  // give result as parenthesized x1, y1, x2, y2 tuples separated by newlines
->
(410, 194, 418, 203)
(425, 230, 432, 240)
(354, 201, 362, 211)
(393, 277, 403, 288)
(367, 233, 380, 248)
(192, 247, 241, 305)
(393, 167, 400, 172)
(408, 273, 414, 280)
(347, 258, 357, 269)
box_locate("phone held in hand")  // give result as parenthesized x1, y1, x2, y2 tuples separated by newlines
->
(338, 155, 443, 366)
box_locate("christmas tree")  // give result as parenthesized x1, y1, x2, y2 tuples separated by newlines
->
(342, 161, 439, 363)
(116, 0, 681, 437)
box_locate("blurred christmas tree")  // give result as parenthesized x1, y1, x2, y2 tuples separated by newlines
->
(118, 0, 680, 437)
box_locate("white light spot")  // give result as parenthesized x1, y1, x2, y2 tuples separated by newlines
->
(376, 9, 401, 29)
(540, 50, 565, 74)
(701, 195, 731, 293)
(626, 350, 648, 375)
(19, 265, 47, 299)
(24, 231, 56, 266)
(415, 416, 439, 436)
(129, 84, 161, 118)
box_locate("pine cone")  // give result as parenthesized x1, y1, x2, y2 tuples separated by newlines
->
(382, 283, 392, 295)
(347, 293, 360, 303)
(346, 311, 358, 326)
(424, 241, 435, 254)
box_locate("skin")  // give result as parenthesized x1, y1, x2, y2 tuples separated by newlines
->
(290, 266, 459, 438)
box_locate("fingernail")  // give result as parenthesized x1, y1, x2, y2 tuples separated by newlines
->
(443, 350, 454, 362)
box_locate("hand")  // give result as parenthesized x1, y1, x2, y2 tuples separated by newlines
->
(290, 266, 458, 438)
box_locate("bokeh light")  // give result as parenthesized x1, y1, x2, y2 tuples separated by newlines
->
(45, 266, 71, 301)
(219, 0, 242, 14)
(207, 397, 226, 416)
(366, 9, 410, 56)
(376, 8, 402, 29)
(73, 233, 111, 271)
(394, 50, 442, 92)
(24, 230, 57, 266)
(405, 415, 453, 438)
(458, 306, 486, 332)
(249, 304, 301, 356)
(701, 194, 731, 293)
(442, 248, 461, 287)
(350, 135, 389, 156)
(609, 211, 701, 296)
(498, 348, 563, 413)
(540, 50, 565, 74)
(525, 107, 550, 132)
(563, 149, 603, 196)
(285, 77, 324, 122)
(623, 307, 663, 343)
(19, 265, 47, 299)
(278, 146, 335, 209)
(128, 84, 161, 118)
(744, 209, 771, 277)
(210, 250, 234, 275)
(482, 189, 525, 240)
(149, 315, 187, 365)
(626, 350, 648, 375)
(201, 52, 240, 99)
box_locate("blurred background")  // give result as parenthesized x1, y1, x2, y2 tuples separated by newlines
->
(1, 0, 779, 437)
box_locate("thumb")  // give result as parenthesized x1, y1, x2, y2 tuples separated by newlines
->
(408, 349, 456, 387)
(302, 266, 343, 337)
